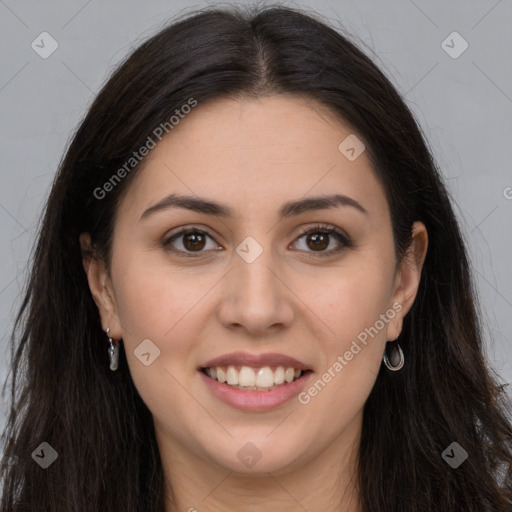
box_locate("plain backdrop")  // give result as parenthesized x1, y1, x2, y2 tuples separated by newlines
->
(1, 0, 511, 434)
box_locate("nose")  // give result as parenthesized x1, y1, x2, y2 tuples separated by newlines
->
(216, 247, 295, 335)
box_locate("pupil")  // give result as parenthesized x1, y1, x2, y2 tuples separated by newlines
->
(184, 233, 205, 251)
(308, 233, 328, 251)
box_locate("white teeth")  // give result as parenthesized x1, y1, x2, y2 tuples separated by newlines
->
(256, 366, 274, 387)
(204, 365, 305, 390)
(239, 367, 256, 387)
(274, 366, 285, 385)
(217, 367, 226, 383)
(226, 365, 238, 385)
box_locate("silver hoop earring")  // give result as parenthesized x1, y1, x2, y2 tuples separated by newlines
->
(383, 341, 404, 371)
(106, 328, 120, 371)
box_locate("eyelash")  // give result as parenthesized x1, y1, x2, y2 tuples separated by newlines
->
(163, 223, 352, 258)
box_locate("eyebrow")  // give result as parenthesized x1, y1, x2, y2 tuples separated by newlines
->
(140, 193, 368, 222)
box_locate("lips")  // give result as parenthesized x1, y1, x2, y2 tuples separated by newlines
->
(200, 351, 311, 371)
(198, 351, 313, 410)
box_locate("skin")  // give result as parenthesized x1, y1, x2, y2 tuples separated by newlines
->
(81, 95, 428, 512)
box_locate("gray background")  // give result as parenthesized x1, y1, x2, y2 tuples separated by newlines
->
(1, 0, 511, 434)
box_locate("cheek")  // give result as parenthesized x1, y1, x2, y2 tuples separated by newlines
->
(110, 253, 208, 428)
(304, 255, 395, 343)
(110, 250, 215, 407)
(296, 291, 389, 450)
(296, 254, 394, 404)
(112, 250, 206, 339)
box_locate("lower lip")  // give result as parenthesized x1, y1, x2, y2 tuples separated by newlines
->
(199, 371, 313, 412)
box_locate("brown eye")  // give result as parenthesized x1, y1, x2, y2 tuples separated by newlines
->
(182, 232, 206, 251)
(163, 228, 220, 256)
(292, 224, 352, 256)
(305, 232, 329, 251)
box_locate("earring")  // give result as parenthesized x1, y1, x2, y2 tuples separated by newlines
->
(383, 340, 404, 371)
(106, 328, 120, 371)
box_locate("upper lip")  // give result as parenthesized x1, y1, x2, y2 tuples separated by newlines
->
(201, 352, 311, 370)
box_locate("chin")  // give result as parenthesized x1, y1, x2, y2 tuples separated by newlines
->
(201, 434, 309, 475)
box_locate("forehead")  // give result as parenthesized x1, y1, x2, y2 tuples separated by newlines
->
(118, 95, 388, 222)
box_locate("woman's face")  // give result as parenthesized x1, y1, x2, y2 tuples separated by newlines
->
(84, 95, 427, 476)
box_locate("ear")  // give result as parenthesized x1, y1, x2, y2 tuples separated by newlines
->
(386, 221, 428, 341)
(79, 233, 122, 340)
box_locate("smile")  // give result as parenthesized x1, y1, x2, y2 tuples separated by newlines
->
(198, 352, 313, 411)
(201, 365, 311, 391)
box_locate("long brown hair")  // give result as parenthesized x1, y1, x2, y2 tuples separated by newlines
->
(1, 4, 511, 511)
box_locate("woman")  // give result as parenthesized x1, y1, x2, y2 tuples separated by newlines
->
(1, 4, 511, 511)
